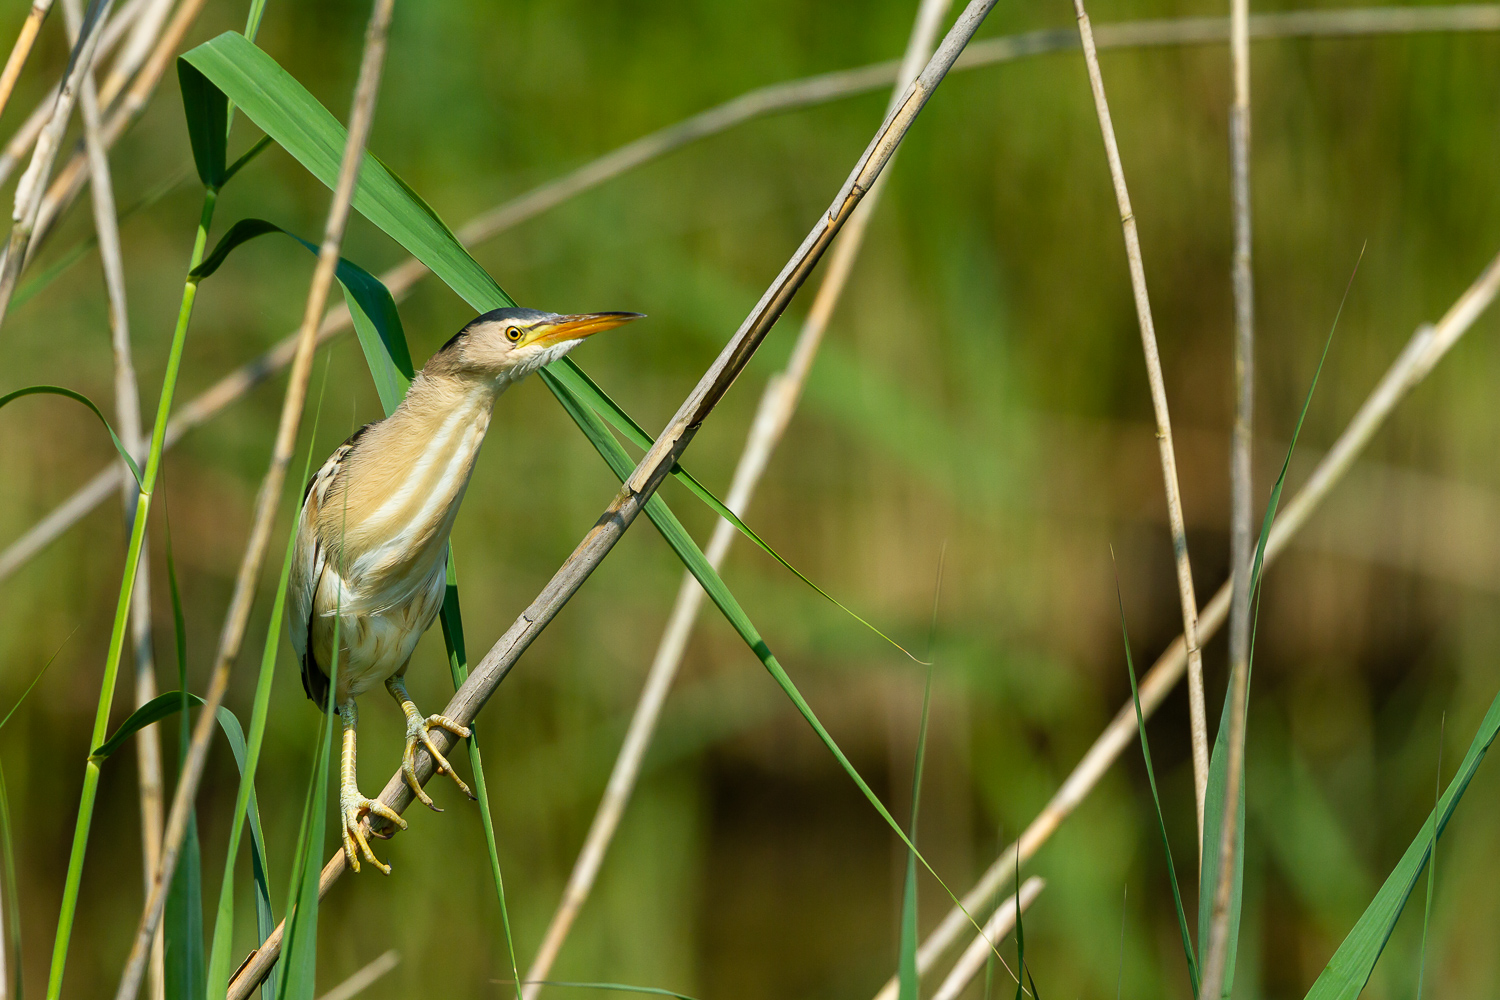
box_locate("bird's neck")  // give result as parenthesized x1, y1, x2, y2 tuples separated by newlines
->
(331, 372, 502, 582)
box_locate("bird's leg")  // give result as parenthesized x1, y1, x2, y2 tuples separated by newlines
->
(337, 699, 407, 874)
(386, 674, 474, 810)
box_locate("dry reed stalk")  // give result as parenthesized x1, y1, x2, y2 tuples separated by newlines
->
(870, 247, 1500, 1000)
(1202, 0, 1256, 988)
(5, 6, 1496, 589)
(927, 878, 1045, 1000)
(0, 0, 153, 189)
(520, 3, 954, 995)
(1070, 0, 1209, 850)
(0, 1, 56, 124)
(10, 0, 206, 273)
(111, 3, 398, 999)
(226, 3, 1003, 992)
(57, 0, 165, 994)
(0, 0, 114, 332)
(315, 950, 399, 1000)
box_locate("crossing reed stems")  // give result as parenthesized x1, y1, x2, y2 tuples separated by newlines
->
(868, 247, 1500, 999)
(111, 3, 397, 999)
(3, 7, 1499, 589)
(226, 3, 1003, 992)
(520, 2, 955, 994)
(1070, 0, 1209, 853)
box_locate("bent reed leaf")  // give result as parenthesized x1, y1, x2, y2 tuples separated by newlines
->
(1111, 560, 1199, 995)
(0, 386, 143, 488)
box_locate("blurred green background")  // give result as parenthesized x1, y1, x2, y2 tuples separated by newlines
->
(2, 0, 1499, 997)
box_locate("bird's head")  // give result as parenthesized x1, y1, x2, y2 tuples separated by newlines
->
(432, 306, 643, 385)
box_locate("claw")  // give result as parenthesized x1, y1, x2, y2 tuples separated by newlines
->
(340, 790, 407, 875)
(402, 712, 474, 810)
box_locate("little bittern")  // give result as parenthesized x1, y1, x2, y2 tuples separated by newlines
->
(289, 306, 642, 873)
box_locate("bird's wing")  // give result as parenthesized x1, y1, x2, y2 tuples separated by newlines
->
(288, 428, 367, 706)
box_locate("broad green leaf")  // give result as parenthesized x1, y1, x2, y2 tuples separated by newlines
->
(190, 217, 415, 414)
(178, 59, 228, 188)
(180, 33, 509, 312)
(0, 386, 143, 488)
(1114, 577, 1198, 995)
(1304, 688, 1500, 999)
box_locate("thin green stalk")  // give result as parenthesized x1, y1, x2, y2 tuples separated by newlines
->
(438, 556, 521, 995)
(46, 186, 220, 1000)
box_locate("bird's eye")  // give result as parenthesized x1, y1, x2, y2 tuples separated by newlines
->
(506, 326, 522, 343)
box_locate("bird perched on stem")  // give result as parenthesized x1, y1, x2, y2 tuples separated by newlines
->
(289, 306, 643, 873)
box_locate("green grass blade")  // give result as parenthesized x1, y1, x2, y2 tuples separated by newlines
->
(437, 559, 522, 996)
(1415, 718, 1442, 1000)
(205, 364, 331, 1000)
(163, 526, 204, 1000)
(0, 629, 73, 733)
(513, 982, 703, 1000)
(1200, 252, 1357, 996)
(179, 58, 228, 189)
(0, 386, 143, 488)
(1112, 568, 1198, 995)
(277, 635, 337, 1000)
(1304, 689, 1500, 999)
(0, 762, 22, 1000)
(897, 665, 933, 1000)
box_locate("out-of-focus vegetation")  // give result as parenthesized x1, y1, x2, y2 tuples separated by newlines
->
(2, 0, 1499, 997)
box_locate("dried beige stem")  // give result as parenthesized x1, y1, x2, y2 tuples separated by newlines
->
(520, 3, 955, 996)
(227, 4, 1002, 993)
(1070, 0, 1209, 853)
(0, 0, 153, 189)
(112, 3, 398, 999)
(869, 247, 1500, 1000)
(56, 1, 164, 995)
(0, 0, 114, 332)
(928, 878, 1045, 1000)
(1202, 0, 1256, 986)
(0, 1, 56, 124)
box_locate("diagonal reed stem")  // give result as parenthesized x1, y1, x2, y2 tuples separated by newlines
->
(520, 3, 955, 995)
(226, 3, 1002, 993)
(1070, 0, 1210, 856)
(111, 4, 397, 1000)
(5, 7, 1496, 590)
(929, 878, 1045, 1000)
(1202, 0, 1256, 990)
(0, 1, 57, 125)
(0, 0, 114, 335)
(869, 247, 1500, 1000)
(57, 1, 166, 995)
(0, 0, 153, 189)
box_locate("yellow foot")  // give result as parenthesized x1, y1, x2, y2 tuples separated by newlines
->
(402, 712, 474, 811)
(340, 786, 407, 875)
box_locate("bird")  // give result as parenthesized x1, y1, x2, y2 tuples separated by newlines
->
(288, 306, 643, 873)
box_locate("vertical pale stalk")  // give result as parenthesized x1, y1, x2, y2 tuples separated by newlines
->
(112, 4, 397, 999)
(1069, 0, 1208, 849)
(0, 1, 56, 122)
(873, 249, 1500, 1000)
(0, 0, 149, 189)
(0, 0, 115, 331)
(1203, 0, 1254, 990)
(45, 182, 217, 1000)
(927, 878, 1044, 1000)
(519, 2, 953, 994)
(56, 1, 166, 995)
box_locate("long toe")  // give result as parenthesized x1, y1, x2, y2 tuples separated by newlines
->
(419, 729, 474, 800)
(339, 791, 407, 875)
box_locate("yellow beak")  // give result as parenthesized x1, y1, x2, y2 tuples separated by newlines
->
(527, 311, 644, 348)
